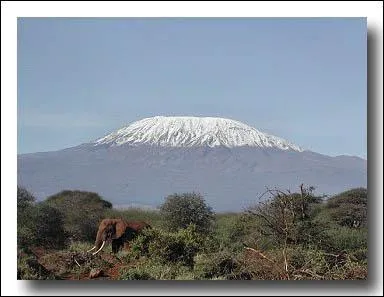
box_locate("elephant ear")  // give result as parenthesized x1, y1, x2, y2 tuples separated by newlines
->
(115, 220, 127, 238)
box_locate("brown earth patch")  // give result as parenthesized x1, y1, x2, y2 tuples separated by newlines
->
(25, 247, 135, 280)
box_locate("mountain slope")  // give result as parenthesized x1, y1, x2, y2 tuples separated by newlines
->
(17, 117, 367, 211)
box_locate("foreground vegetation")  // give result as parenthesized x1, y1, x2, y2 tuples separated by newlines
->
(17, 186, 367, 280)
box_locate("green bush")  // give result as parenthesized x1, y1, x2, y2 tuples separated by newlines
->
(17, 186, 36, 210)
(17, 187, 66, 249)
(17, 250, 58, 280)
(288, 246, 329, 275)
(33, 203, 67, 249)
(18, 213, 37, 249)
(323, 227, 367, 252)
(131, 224, 205, 267)
(327, 188, 367, 208)
(45, 190, 112, 242)
(214, 213, 248, 249)
(159, 192, 215, 234)
(193, 250, 239, 279)
(238, 246, 362, 280)
(17, 187, 36, 248)
(350, 248, 368, 264)
(328, 203, 367, 228)
(118, 268, 155, 280)
(294, 220, 331, 248)
(18, 226, 36, 249)
(287, 246, 366, 279)
(118, 259, 193, 280)
(326, 188, 367, 228)
(326, 258, 367, 280)
(149, 225, 204, 267)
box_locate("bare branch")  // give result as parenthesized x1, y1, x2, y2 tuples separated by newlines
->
(244, 247, 275, 264)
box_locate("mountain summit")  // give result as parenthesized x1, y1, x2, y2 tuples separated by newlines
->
(18, 115, 366, 211)
(93, 116, 304, 152)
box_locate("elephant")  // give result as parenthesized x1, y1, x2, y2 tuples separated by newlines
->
(86, 218, 151, 256)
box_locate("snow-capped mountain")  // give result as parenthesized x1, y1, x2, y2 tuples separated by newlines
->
(93, 116, 304, 152)
(17, 116, 367, 211)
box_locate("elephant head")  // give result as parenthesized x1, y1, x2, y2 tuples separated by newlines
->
(87, 218, 151, 255)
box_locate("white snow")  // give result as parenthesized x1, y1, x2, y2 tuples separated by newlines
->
(93, 116, 304, 152)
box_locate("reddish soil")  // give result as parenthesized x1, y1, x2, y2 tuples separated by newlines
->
(30, 246, 47, 258)
(26, 247, 135, 280)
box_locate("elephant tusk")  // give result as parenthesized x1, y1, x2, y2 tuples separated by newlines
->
(74, 258, 81, 267)
(92, 241, 105, 256)
(87, 246, 96, 253)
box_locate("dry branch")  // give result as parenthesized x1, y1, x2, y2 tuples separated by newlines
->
(244, 247, 275, 264)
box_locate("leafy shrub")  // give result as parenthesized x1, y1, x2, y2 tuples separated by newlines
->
(160, 192, 215, 234)
(328, 204, 367, 228)
(193, 250, 240, 279)
(326, 258, 367, 280)
(350, 248, 368, 264)
(129, 228, 158, 258)
(17, 187, 36, 248)
(213, 213, 255, 251)
(151, 225, 204, 267)
(288, 246, 329, 275)
(236, 245, 367, 280)
(118, 259, 193, 280)
(326, 188, 367, 228)
(45, 190, 112, 242)
(33, 203, 67, 248)
(118, 268, 154, 280)
(67, 241, 95, 253)
(288, 246, 366, 280)
(323, 227, 368, 252)
(294, 220, 331, 248)
(18, 226, 36, 249)
(17, 250, 58, 280)
(131, 224, 204, 267)
(17, 187, 66, 249)
(17, 186, 36, 210)
(239, 246, 348, 280)
(327, 188, 367, 208)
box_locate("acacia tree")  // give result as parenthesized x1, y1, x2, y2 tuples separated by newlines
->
(160, 192, 215, 234)
(247, 184, 324, 244)
(245, 184, 324, 275)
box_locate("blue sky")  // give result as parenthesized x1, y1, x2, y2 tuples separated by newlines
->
(17, 17, 367, 158)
